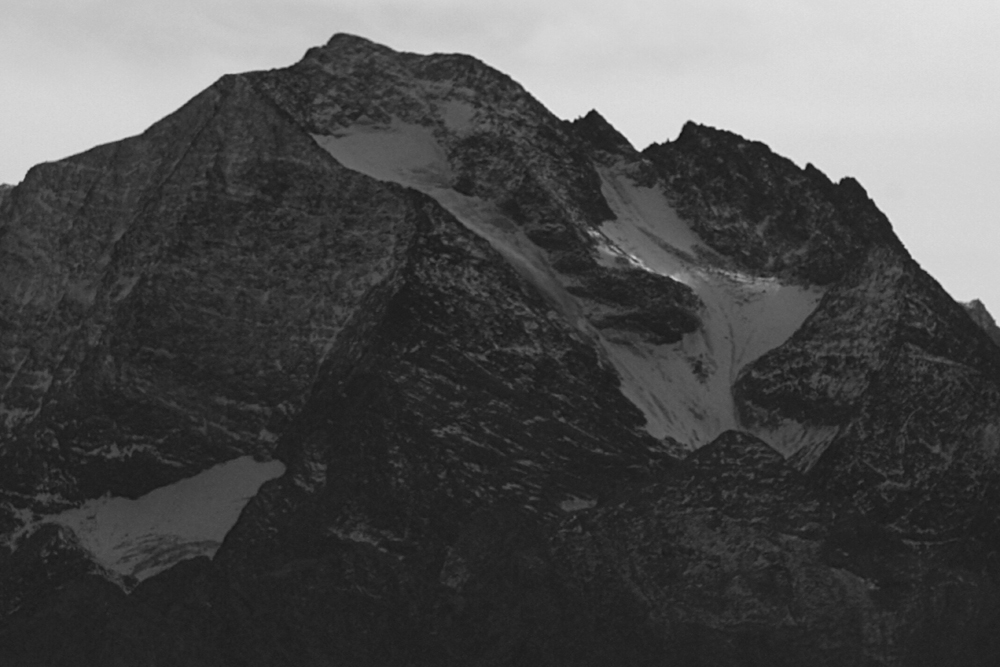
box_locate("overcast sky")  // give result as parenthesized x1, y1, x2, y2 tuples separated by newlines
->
(3, 1, 998, 312)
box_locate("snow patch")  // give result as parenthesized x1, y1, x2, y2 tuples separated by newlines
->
(329, 527, 384, 549)
(598, 168, 702, 260)
(41, 456, 285, 583)
(312, 125, 585, 328)
(757, 421, 841, 465)
(0, 505, 37, 553)
(312, 122, 452, 188)
(560, 495, 597, 512)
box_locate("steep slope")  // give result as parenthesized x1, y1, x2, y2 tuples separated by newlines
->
(0, 72, 427, 603)
(551, 432, 1000, 667)
(0, 74, 412, 499)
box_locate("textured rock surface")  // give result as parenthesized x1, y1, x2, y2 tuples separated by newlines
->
(2, 33, 1000, 666)
(964, 298, 1000, 348)
(644, 123, 901, 284)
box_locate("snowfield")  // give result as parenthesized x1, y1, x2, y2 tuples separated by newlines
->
(312, 120, 825, 452)
(35, 456, 284, 584)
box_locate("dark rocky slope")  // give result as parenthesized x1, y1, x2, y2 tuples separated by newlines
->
(964, 298, 1000, 348)
(2, 34, 1000, 666)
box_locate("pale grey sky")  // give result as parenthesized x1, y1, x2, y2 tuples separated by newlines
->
(3, 1, 998, 312)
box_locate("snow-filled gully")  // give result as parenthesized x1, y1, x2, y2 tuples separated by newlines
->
(592, 167, 824, 446)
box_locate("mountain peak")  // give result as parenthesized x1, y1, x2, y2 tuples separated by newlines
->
(320, 31, 394, 54)
(567, 109, 635, 154)
(4, 33, 1000, 667)
(324, 31, 378, 46)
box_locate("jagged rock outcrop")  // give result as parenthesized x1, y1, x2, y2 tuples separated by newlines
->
(964, 298, 1000, 348)
(644, 123, 901, 284)
(2, 33, 1000, 666)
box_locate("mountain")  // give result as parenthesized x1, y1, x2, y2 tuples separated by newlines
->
(2, 33, 1000, 666)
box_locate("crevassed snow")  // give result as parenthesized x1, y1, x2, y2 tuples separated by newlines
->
(42, 456, 284, 583)
(312, 123, 826, 453)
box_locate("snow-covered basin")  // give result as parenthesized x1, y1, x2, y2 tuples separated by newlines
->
(49, 456, 284, 582)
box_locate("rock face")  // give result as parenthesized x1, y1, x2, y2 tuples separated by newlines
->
(2, 34, 1000, 666)
(964, 298, 1000, 348)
